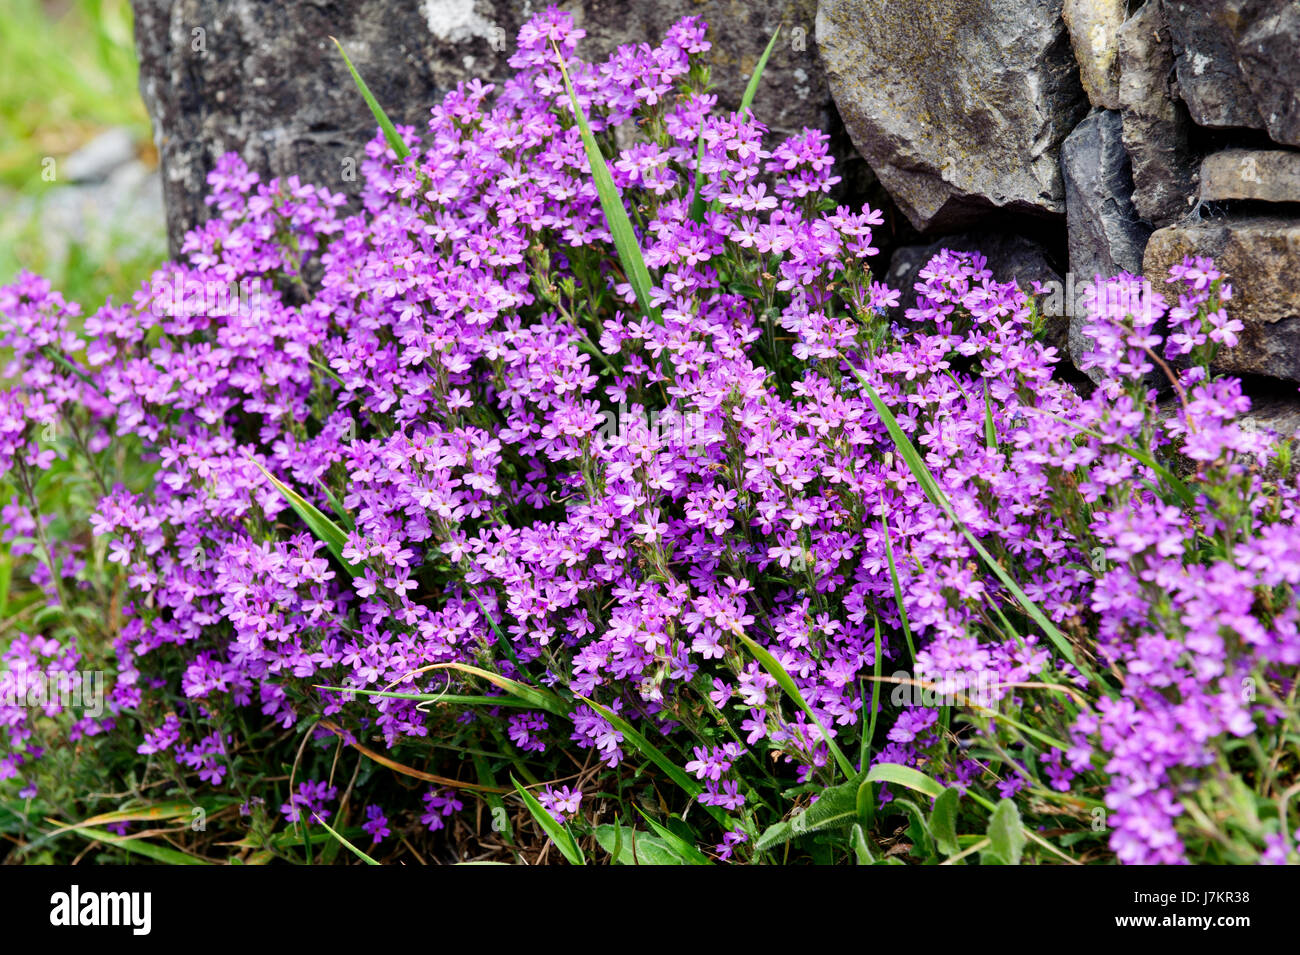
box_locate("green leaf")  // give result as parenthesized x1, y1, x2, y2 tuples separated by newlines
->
(594, 825, 688, 865)
(314, 684, 538, 709)
(986, 798, 1026, 865)
(611, 816, 624, 863)
(861, 617, 883, 769)
(930, 787, 960, 856)
(511, 777, 585, 865)
(553, 48, 661, 327)
(755, 776, 863, 851)
(855, 778, 875, 831)
(864, 762, 947, 800)
(316, 479, 354, 532)
(850, 823, 875, 865)
(733, 630, 856, 779)
(330, 37, 411, 161)
(896, 797, 936, 860)
(250, 459, 363, 578)
(740, 26, 782, 115)
(466, 589, 523, 669)
(635, 808, 713, 864)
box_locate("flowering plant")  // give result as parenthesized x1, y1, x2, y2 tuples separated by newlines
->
(1, 8, 1297, 865)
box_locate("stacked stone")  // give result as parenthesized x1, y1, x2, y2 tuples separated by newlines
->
(819, 0, 1299, 400)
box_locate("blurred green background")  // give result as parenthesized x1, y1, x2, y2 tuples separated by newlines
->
(0, 0, 165, 311)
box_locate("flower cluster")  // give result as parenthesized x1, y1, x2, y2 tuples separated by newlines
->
(1, 8, 1296, 865)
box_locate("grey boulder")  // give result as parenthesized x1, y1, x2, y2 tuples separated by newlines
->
(1162, 0, 1300, 146)
(817, 0, 1087, 232)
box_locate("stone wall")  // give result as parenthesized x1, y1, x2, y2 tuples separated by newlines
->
(132, 0, 1300, 395)
(131, 0, 843, 253)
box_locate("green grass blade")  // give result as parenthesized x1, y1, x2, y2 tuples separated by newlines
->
(474, 754, 516, 852)
(46, 801, 201, 832)
(330, 37, 410, 161)
(880, 512, 916, 664)
(688, 123, 709, 223)
(576, 696, 731, 827)
(57, 826, 212, 865)
(553, 47, 661, 326)
(1029, 407, 1196, 507)
(316, 479, 354, 531)
(313, 684, 538, 708)
(435, 662, 569, 718)
(733, 630, 856, 779)
(708, 26, 783, 216)
(512, 777, 585, 865)
(983, 379, 998, 452)
(466, 588, 523, 668)
(250, 459, 363, 578)
(577, 696, 697, 796)
(313, 814, 380, 865)
(855, 373, 1093, 677)
(860, 616, 883, 770)
(635, 808, 713, 864)
(740, 26, 782, 115)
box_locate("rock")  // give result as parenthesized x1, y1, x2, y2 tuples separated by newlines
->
(1061, 110, 1152, 373)
(1144, 216, 1300, 382)
(1161, 0, 1300, 145)
(886, 231, 1066, 347)
(1061, 0, 1124, 110)
(1117, 1, 1198, 227)
(1162, 0, 1265, 132)
(569, 1, 834, 140)
(817, 0, 1087, 232)
(1061, 110, 1151, 279)
(1226, 0, 1300, 148)
(131, 0, 838, 253)
(1199, 149, 1300, 203)
(1238, 392, 1300, 443)
(63, 128, 138, 183)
